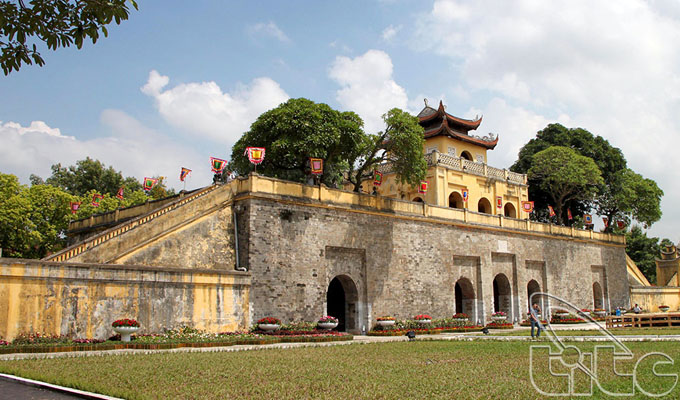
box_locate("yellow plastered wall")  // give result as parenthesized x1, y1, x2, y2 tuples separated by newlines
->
(0, 260, 251, 341)
(363, 165, 528, 219)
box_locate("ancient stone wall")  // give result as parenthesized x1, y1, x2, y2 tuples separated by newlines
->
(241, 192, 628, 333)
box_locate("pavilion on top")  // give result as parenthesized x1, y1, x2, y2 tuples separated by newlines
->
(360, 100, 529, 219)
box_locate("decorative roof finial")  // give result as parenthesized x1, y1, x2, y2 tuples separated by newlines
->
(424, 98, 429, 107)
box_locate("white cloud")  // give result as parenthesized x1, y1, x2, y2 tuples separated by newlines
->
(329, 50, 409, 133)
(381, 25, 401, 41)
(141, 70, 289, 145)
(413, 0, 680, 241)
(0, 113, 209, 192)
(247, 21, 291, 43)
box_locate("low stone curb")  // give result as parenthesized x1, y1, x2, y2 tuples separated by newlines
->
(0, 373, 123, 400)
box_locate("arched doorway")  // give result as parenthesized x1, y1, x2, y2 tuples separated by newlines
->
(412, 197, 423, 202)
(454, 278, 475, 319)
(327, 275, 359, 332)
(527, 280, 541, 313)
(593, 282, 604, 310)
(461, 151, 473, 160)
(493, 273, 512, 316)
(504, 203, 516, 218)
(449, 192, 464, 208)
(478, 197, 492, 214)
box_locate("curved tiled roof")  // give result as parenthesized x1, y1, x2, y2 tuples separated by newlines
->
(417, 100, 497, 149)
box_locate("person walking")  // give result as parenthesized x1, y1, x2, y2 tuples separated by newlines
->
(530, 303, 542, 339)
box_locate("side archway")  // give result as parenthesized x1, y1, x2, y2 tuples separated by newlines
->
(461, 151, 473, 160)
(449, 192, 464, 209)
(478, 197, 492, 214)
(327, 275, 359, 332)
(593, 282, 604, 310)
(504, 203, 517, 218)
(412, 196, 423, 203)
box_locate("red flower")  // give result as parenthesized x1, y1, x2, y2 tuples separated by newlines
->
(257, 317, 281, 325)
(112, 319, 140, 328)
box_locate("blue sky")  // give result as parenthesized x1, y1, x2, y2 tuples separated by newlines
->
(2, 0, 680, 241)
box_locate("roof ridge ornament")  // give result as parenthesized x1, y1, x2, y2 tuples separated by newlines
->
(424, 98, 429, 107)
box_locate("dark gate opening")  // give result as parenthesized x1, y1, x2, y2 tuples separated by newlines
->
(327, 277, 346, 331)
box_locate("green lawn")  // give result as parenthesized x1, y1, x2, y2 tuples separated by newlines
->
(489, 327, 680, 336)
(1, 340, 679, 399)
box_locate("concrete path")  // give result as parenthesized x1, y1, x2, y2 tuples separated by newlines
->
(0, 374, 122, 400)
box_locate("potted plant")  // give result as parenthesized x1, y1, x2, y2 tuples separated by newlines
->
(491, 311, 507, 322)
(659, 305, 670, 312)
(257, 317, 281, 331)
(593, 308, 607, 317)
(414, 314, 432, 324)
(452, 313, 469, 322)
(376, 316, 396, 327)
(317, 316, 339, 330)
(112, 319, 140, 342)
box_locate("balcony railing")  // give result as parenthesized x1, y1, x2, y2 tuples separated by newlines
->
(379, 152, 527, 185)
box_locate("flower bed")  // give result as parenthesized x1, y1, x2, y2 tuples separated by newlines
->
(485, 322, 514, 329)
(519, 319, 548, 327)
(367, 326, 483, 336)
(549, 317, 587, 324)
(0, 326, 353, 355)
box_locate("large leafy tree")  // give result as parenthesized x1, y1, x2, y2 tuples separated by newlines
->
(345, 108, 426, 193)
(595, 169, 663, 231)
(528, 146, 603, 225)
(230, 98, 365, 187)
(512, 123, 662, 229)
(32, 157, 142, 196)
(0, 0, 138, 75)
(0, 172, 74, 258)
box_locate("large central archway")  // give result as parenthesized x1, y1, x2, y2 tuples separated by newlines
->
(454, 278, 475, 321)
(327, 275, 359, 332)
(493, 273, 512, 316)
(478, 198, 492, 214)
(449, 192, 464, 209)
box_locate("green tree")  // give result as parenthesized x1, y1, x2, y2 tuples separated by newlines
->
(35, 157, 142, 196)
(0, 172, 75, 258)
(512, 123, 662, 229)
(528, 146, 603, 225)
(230, 98, 366, 187)
(595, 169, 663, 232)
(0, 0, 138, 75)
(346, 108, 427, 193)
(625, 225, 664, 284)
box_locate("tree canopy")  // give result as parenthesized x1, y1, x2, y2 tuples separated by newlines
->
(625, 225, 670, 284)
(229, 98, 427, 191)
(0, 0, 138, 75)
(31, 157, 142, 196)
(1, 158, 174, 258)
(345, 108, 426, 192)
(528, 146, 603, 225)
(512, 123, 662, 229)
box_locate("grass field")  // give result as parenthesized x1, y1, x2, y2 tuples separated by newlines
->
(1, 340, 679, 399)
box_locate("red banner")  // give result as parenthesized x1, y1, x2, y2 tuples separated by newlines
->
(310, 158, 323, 175)
(418, 181, 428, 194)
(522, 201, 534, 213)
(496, 196, 502, 209)
(91, 193, 103, 207)
(180, 167, 192, 181)
(373, 171, 383, 186)
(116, 187, 124, 200)
(548, 205, 555, 217)
(245, 147, 265, 165)
(69, 202, 81, 215)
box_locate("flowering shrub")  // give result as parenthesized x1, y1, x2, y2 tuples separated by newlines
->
(593, 308, 606, 312)
(112, 319, 140, 328)
(414, 314, 432, 320)
(486, 321, 513, 329)
(12, 332, 70, 345)
(580, 309, 591, 313)
(318, 316, 338, 323)
(452, 313, 468, 319)
(491, 311, 507, 317)
(0, 339, 9, 346)
(376, 316, 395, 321)
(73, 338, 105, 344)
(257, 317, 281, 325)
(281, 321, 317, 332)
